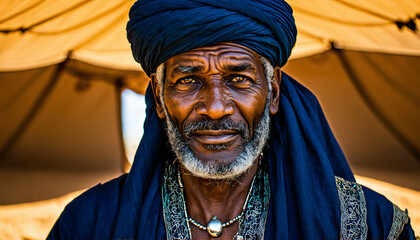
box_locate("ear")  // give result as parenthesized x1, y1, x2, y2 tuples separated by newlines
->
(150, 73, 166, 119)
(269, 66, 281, 115)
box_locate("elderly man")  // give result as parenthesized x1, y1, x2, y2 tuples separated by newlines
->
(48, 0, 416, 239)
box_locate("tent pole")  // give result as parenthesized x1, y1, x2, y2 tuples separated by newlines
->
(114, 78, 130, 172)
(0, 53, 71, 162)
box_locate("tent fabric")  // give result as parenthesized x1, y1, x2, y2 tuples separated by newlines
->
(290, 1, 420, 56)
(0, 169, 117, 205)
(0, 60, 144, 204)
(1, 0, 419, 71)
(333, 50, 420, 160)
(0, 0, 138, 71)
(0, 59, 139, 170)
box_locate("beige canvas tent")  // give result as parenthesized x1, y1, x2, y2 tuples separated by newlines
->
(1, 1, 420, 236)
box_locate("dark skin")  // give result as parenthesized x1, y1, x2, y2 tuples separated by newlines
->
(151, 43, 281, 239)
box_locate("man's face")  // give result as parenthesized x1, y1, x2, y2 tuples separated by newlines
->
(152, 43, 279, 179)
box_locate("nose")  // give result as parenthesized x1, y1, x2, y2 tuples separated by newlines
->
(196, 84, 234, 119)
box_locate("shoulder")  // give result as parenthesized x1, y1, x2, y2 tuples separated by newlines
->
(362, 185, 415, 240)
(334, 176, 415, 240)
(63, 173, 127, 219)
(47, 174, 128, 239)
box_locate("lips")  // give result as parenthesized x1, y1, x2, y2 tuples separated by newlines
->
(191, 130, 240, 145)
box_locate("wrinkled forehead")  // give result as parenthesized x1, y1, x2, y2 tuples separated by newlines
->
(165, 42, 262, 73)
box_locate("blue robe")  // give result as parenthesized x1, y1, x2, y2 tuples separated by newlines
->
(48, 74, 415, 239)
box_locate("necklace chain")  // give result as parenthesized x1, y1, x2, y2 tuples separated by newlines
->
(177, 154, 261, 235)
(187, 213, 243, 231)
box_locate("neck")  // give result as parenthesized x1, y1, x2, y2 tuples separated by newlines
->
(180, 160, 258, 226)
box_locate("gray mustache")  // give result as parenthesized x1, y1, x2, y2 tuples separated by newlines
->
(183, 118, 250, 140)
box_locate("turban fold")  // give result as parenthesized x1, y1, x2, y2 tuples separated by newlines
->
(127, 0, 297, 76)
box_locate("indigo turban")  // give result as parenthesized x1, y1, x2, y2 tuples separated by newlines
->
(127, 0, 297, 76)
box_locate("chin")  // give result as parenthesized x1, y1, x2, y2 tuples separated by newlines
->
(192, 144, 243, 163)
(179, 146, 256, 180)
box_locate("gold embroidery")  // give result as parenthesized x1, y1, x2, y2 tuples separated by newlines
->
(335, 176, 368, 240)
(387, 204, 409, 240)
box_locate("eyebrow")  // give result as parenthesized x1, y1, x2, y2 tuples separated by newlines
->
(170, 65, 205, 78)
(225, 63, 256, 72)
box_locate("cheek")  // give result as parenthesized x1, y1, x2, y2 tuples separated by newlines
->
(164, 91, 198, 127)
(232, 91, 267, 130)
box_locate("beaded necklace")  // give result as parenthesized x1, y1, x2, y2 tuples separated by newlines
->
(162, 159, 270, 239)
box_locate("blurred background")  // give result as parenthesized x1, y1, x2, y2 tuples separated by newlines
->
(1, 0, 419, 239)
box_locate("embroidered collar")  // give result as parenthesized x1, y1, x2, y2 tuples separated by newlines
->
(162, 160, 271, 239)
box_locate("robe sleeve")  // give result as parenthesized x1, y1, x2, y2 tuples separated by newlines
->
(397, 217, 416, 240)
(46, 188, 98, 239)
(46, 174, 127, 240)
(361, 185, 416, 240)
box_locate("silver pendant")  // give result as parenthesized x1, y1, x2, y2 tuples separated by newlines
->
(207, 216, 223, 237)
